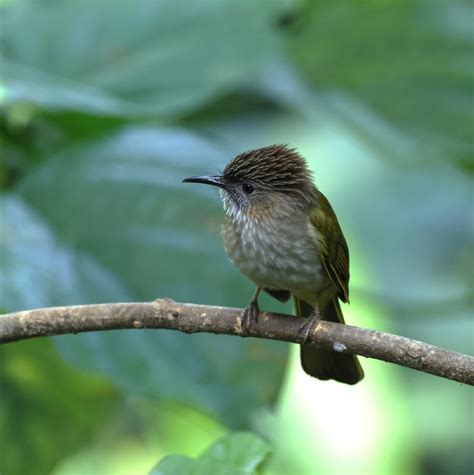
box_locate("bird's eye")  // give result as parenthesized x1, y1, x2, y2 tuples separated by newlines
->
(242, 183, 255, 194)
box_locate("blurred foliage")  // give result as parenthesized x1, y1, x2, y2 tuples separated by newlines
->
(287, 0, 474, 173)
(0, 0, 473, 474)
(0, 338, 119, 475)
(0, 0, 280, 117)
(151, 432, 270, 475)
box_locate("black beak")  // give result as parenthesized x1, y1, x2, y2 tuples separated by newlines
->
(182, 174, 226, 189)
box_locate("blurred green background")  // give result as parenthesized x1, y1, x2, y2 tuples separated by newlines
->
(1, 0, 473, 474)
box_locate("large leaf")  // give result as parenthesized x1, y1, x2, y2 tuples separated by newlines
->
(1, 194, 131, 309)
(151, 432, 270, 475)
(0, 0, 279, 117)
(4, 126, 287, 426)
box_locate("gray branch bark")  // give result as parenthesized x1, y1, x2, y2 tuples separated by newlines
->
(1, 299, 472, 385)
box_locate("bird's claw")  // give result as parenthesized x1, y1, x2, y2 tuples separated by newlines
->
(241, 301, 259, 336)
(298, 307, 321, 344)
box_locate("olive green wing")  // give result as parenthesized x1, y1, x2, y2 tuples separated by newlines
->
(309, 190, 350, 303)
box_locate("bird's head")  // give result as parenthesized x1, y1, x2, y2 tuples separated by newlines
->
(183, 144, 316, 221)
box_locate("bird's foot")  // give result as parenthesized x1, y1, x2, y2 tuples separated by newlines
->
(298, 306, 321, 344)
(241, 301, 260, 336)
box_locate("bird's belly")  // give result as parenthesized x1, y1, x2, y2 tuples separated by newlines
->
(222, 220, 326, 295)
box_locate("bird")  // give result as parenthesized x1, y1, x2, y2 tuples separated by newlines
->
(183, 144, 364, 385)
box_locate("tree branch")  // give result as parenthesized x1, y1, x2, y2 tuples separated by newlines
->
(1, 299, 472, 385)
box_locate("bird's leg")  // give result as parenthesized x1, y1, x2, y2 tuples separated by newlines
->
(298, 305, 321, 344)
(241, 286, 262, 336)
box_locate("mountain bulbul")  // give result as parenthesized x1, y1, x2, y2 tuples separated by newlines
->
(183, 144, 364, 384)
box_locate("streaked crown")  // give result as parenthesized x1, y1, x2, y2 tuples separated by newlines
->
(223, 144, 317, 206)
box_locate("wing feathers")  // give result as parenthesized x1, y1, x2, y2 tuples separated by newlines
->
(310, 190, 350, 302)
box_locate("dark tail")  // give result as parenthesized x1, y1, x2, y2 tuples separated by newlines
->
(296, 297, 364, 385)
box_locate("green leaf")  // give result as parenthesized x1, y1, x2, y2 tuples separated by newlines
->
(0, 0, 279, 118)
(151, 432, 271, 475)
(151, 455, 195, 475)
(5, 127, 287, 425)
(1, 194, 131, 309)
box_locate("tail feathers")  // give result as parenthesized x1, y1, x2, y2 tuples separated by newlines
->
(296, 298, 364, 385)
